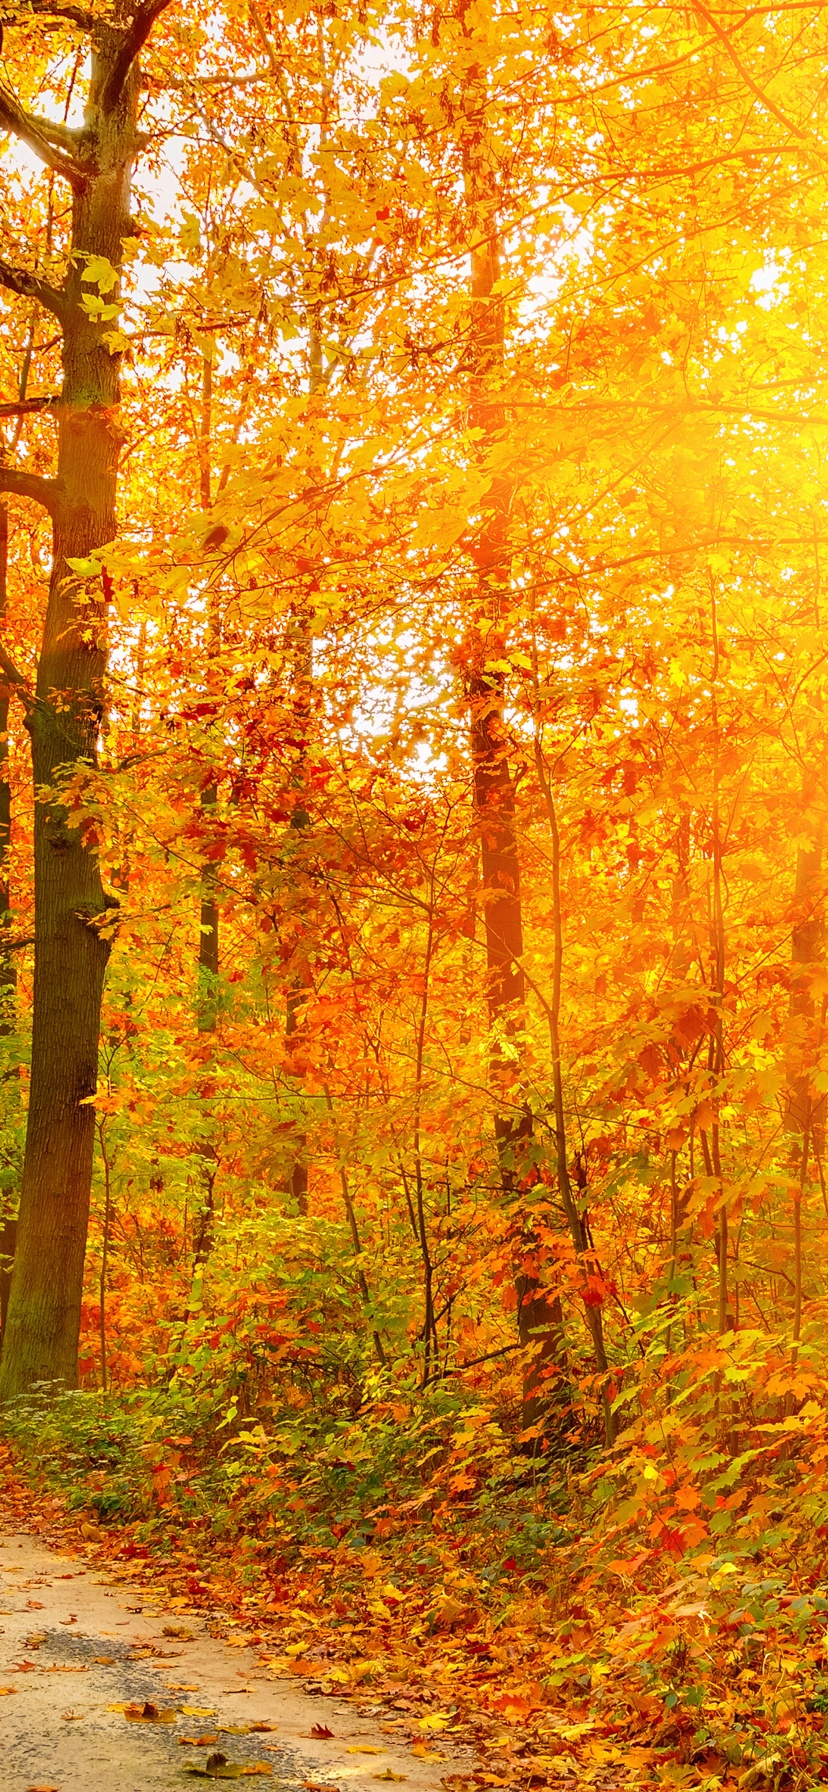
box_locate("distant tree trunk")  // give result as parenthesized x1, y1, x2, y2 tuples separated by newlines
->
(193, 348, 220, 1266)
(0, 501, 15, 1010)
(0, 499, 18, 1339)
(282, 578, 314, 1217)
(281, 320, 323, 1218)
(0, 3, 172, 1398)
(786, 767, 825, 1374)
(458, 29, 564, 1433)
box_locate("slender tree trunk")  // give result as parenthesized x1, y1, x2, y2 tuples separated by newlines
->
(0, 7, 171, 1397)
(531, 741, 614, 1442)
(0, 499, 16, 1335)
(785, 772, 824, 1394)
(282, 589, 313, 1216)
(708, 582, 729, 1335)
(281, 318, 322, 1217)
(458, 24, 562, 1432)
(193, 350, 220, 1265)
(97, 1116, 112, 1393)
(0, 502, 15, 1010)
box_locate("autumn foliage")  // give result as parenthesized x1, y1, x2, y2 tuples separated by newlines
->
(2, 0, 828, 1783)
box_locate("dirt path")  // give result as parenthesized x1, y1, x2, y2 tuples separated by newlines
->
(0, 1530, 471, 1792)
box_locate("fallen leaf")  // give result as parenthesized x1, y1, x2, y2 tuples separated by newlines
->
(347, 1747, 385, 1755)
(61, 1711, 84, 1722)
(180, 1705, 219, 1717)
(92, 1655, 116, 1665)
(112, 1700, 178, 1723)
(163, 1624, 195, 1639)
(373, 1776, 407, 1784)
(14, 1660, 38, 1672)
(185, 1755, 272, 1780)
(311, 1724, 334, 1740)
(184, 1769, 243, 1781)
(409, 1747, 445, 1761)
(0, 1687, 18, 1695)
(250, 1723, 277, 1733)
(180, 1735, 220, 1747)
(59, 1615, 77, 1625)
(740, 1759, 784, 1791)
(430, 1596, 468, 1628)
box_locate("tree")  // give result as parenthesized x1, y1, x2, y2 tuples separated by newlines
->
(0, 0, 173, 1397)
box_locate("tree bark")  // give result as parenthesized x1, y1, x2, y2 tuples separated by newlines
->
(0, 8, 168, 1397)
(458, 23, 563, 1433)
(785, 768, 824, 1392)
(0, 500, 17, 1015)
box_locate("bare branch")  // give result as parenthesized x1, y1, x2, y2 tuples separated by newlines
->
(691, 0, 811, 141)
(0, 257, 66, 321)
(0, 394, 59, 418)
(0, 83, 86, 184)
(0, 465, 61, 516)
(102, 0, 175, 113)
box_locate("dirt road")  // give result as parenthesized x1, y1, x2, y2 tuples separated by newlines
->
(0, 1531, 469, 1792)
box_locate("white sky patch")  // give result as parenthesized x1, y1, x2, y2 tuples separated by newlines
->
(750, 251, 792, 311)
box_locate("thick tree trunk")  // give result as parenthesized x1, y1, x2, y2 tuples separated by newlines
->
(0, 20, 150, 1397)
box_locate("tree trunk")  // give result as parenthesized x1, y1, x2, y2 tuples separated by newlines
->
(0, 501, 15, 1003)
(0, 9, 167, 1397)
(785, 769, 825, 1388)
(0, 499, 18, 1336)
(458, 25, 563, 1432)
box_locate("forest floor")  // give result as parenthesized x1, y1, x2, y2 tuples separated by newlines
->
(2, 1426, 822, 1792)
(0, 1524, 472, 1792)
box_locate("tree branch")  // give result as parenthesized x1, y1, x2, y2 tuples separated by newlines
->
(1, 2, 96, 26)
(102, 0, 175, 113)
(0, 465, 61, 516)
(0, 83, 87, 184)
(691, 0, 811, 141)
(0, 394, 59, 418)
(0, 257, 66, 321)
(0, 638, 33, 702)
(26, 111, 83, 155)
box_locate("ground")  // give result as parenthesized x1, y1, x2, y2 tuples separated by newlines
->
(0, 1529, 468, 1792)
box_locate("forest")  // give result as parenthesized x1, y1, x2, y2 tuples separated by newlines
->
(0, 0, 827, 1786)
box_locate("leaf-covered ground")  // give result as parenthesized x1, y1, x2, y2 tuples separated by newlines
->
(4, 1378, 828, 1792)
